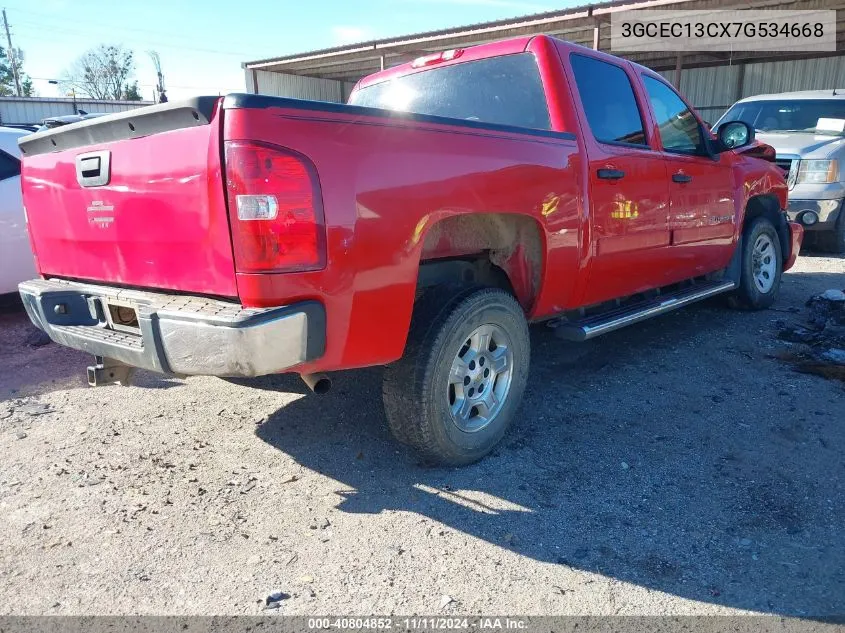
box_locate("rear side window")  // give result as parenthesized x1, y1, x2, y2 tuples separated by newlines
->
(0, 151, 20, 181)
(570, 54, 647, 147)
(349, 53, 551, 130)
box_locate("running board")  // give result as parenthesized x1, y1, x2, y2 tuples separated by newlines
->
(554, 280, 736, 342)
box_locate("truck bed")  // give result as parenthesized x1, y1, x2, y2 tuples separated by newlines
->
(19, 93, 580, 372)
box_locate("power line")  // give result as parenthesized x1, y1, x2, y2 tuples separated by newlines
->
(2, 3, 218, 41)
(7, 7, 265, 59)
(4, 3, 210, 39)
(2, 6, 251, 95)
(10, 19, 252, 58)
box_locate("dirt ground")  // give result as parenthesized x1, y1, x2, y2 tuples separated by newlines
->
(0, 253, 843, 617)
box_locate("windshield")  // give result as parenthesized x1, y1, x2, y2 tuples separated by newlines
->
(719, 99, 845, 135)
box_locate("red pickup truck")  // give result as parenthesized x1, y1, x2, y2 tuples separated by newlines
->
(17, 35, 802, 465)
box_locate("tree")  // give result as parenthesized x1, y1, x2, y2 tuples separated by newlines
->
(62, 44, 136, 100)
(0, 45, 34, 96)
(0, 51, 14, 96)
(123, 80, 142, 101)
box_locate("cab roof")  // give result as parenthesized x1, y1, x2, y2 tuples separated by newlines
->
(353, 34, 648, 92)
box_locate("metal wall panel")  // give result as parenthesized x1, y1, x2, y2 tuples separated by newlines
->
(253, 70, 344, 102)
(342, 81, 358, 102)
(741, 57, 845, 97)
(0, 97, 152, 125)
(684, 65, 741, 110)
(659, 55, 845, 121)
(658, 66, 739, 121)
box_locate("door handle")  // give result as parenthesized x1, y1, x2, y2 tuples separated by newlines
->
(672, 172, 693, 183)
(597, 168, 625, 180)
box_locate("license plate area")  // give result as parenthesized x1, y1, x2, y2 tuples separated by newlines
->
(104, 299, 140, 334)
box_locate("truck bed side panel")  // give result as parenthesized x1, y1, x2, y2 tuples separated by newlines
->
(224, 99, 582, 373)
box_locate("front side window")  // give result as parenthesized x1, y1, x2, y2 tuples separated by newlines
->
(349, 53, 551, 130)
(569, 54, 647, 147)
(643, 76, 705, 155)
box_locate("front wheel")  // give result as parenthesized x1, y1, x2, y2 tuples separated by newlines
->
(729, 216, 783, 310)
(382, 285, 530, 466)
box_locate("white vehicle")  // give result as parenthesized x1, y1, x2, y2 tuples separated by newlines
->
(716, 91, 845, 253)
(0, 126, 35, 296)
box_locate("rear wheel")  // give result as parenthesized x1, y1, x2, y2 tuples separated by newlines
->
(382, 285, 530, 466)
(729, 217, 783, 310)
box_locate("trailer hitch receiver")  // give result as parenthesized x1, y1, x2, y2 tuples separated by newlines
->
(87, 356, 135, 387)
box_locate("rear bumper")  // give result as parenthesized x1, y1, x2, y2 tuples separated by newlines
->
(18, 279, 325, 377)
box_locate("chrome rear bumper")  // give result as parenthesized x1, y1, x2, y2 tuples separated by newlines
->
(18, 279, 325, 377)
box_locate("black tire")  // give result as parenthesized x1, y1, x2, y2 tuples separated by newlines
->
(382, 285, 530, 466)
(729, 216, 783, 310)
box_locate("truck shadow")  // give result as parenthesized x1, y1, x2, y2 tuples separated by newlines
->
(255, 282, 844, 617)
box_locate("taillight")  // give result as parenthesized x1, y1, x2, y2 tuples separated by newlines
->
(224, 140, 325, 273)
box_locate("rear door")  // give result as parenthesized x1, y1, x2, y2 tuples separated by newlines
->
(639, 74, 737, 280)
(567, 52, 672, 306)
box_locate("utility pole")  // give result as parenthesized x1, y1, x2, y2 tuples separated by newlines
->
(2, 9, 22, 96)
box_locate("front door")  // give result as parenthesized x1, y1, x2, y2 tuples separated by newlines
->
(567, 52, 672, 306)
(639, 75, 737, 282)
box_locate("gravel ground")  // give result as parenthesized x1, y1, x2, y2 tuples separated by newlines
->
(0, 253, 843, 617)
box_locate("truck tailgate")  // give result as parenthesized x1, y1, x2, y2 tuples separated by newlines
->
(18, 98, 237, 298)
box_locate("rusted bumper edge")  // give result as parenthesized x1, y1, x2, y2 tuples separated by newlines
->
(18, 279, 325, 377)
(784, 221, 804, 272)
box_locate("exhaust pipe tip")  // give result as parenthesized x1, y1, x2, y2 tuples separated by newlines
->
(301, 372, 331, 395)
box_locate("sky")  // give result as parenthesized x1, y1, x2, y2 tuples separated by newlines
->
(6, 0, 584, 102)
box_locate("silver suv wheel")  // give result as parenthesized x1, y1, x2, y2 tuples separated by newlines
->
(448, 324, 514, 433)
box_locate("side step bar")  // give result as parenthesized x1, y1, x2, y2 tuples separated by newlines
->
(554, 280, 736, 342)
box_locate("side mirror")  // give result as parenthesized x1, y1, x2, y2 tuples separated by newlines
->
(717, 120, 754, 151)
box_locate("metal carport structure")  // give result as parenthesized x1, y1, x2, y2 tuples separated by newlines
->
(242, 0, 845, 120)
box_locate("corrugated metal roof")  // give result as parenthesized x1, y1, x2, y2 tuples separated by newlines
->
(243, 0, 843, 82)
(243, 0, 699, 79)
(243, 0, 628, 67)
